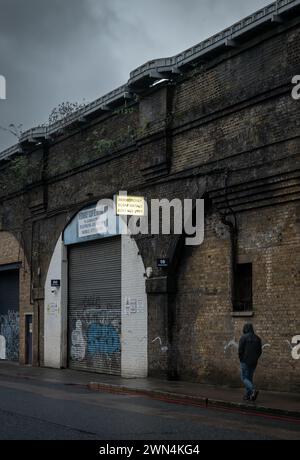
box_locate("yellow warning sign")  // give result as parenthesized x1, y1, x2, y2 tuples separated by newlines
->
(116, 195, 145, 216)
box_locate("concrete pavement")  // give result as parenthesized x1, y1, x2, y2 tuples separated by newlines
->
(0, 361, 299, 421)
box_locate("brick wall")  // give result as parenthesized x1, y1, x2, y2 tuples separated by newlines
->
(174, 203, 300, 392)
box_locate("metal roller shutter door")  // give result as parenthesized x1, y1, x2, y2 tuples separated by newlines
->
(68, 237, 121, 375)
(0, 267, 20, 362)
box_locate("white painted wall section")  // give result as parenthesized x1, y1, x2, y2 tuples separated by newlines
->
(44, 236, 67, 368)
(121, 234, 148, 378)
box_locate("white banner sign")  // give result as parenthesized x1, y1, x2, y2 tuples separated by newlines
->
(78, 207, 108, 238)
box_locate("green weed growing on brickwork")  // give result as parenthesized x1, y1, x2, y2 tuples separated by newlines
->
(94, 138, 117, 155)
(93, 123, 149, 156)
(0, 155, 28, 194)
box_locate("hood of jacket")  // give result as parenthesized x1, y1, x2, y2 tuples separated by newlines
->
(243, 323, 254, 334)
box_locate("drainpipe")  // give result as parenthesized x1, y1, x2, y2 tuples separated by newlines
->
(167, 290, 178, 381)
(221, 216, 237, 307)
(221, 172, 238, 308)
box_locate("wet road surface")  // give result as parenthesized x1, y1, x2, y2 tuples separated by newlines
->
(0, 374, 299, 440)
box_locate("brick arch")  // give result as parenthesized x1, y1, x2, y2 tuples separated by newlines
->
(0, 231, 26, 265)
(61, 200, 149, 277)
(44, 205, 148, 377)
(0, 230, 32, 365)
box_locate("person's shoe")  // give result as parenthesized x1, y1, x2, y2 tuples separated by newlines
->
(243, 394, 250, 401)
(250, 390, 259, 401)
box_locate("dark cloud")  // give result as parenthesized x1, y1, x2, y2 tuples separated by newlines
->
(0, 0, 268, 150)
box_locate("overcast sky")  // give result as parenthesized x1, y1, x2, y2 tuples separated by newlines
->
(0, 0, 269, 151)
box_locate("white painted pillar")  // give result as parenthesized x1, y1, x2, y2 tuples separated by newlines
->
(121, 234, 148, 378)
(44, 236, 67, 368)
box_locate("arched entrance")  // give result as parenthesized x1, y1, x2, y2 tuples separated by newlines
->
(44, 203, 148, 378)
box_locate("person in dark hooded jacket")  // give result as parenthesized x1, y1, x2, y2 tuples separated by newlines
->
(238, 323, 262, 401)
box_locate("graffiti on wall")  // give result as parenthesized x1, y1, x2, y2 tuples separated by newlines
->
(0, 310, 19, 361)
(224, 339, 271, 354)
(152, 337, 168, 353)
(87, 323, 120, 354)
(286, 336, 300, 360)
(70, 320, 86, 361)
(224, 336, 300, 360)
(0, 335, 6, 360)
(70, 305, 121, 371)
(224, 339, 238, 353)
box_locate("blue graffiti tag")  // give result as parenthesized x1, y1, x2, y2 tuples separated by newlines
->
(87, 323, 120, 354)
